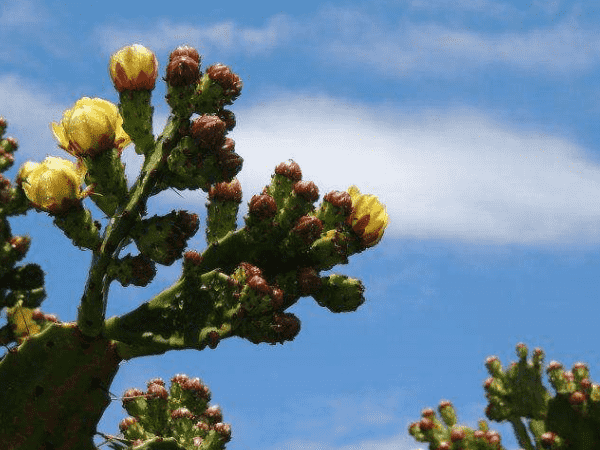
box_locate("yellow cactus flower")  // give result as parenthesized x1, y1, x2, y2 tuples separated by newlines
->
(109, 44, 159, 92)
(51, 97, 131, 157)
(18, 156, 89, 213)
(346, 185, 389, 247)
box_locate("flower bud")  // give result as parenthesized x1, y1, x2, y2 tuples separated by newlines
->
(206, 64, 242, 102)
(17, 156, 88, 213)
(297, 267, 322, 296)
(293, 180, 319, 203)
(170, 45, 200, 64)
(249, 194, 277, 220)
(275, 160, 302, 181)
(109, 44, 159, 92)
(345, 185, 388, 247)
(323, 190, 353, 216)
(190, 115, 226, 149)
(166, 55, 200, 87)
(292, 215, 323, 245)
(208, 178, 242, 202)
(214, 422, 231, 442)
(51, 97, 131, 157)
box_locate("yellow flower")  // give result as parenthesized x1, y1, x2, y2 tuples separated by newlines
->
(346, 185, 389, 247)
(109, 44, 159, 92)
(18, 156, 88, 213)
(51, 97, 131, 157)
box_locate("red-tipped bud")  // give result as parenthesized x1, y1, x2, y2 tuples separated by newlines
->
(214, 422, 232, 442)
(419, 417, 435, 430)
(569, 391, 586, 405)
(171, 373, 190, 385)
(119, 416, 138, 432)
(208, 179, 242, 202)
(147, 377, 165, 388)
(239, 262, 263, 278)
(194, 421, 210, 432)
(206, 64, 242, 100)
(183, 377, 211, 400)
(44, 314, 58, 323)
(171, 407, 194, 420)
(275, 160, 302, 181)
(297, 267, 322, 295)
(450, 428, 466, 442)
(204, 405, 223, 422)
(147, 383, 168, 400)
(292, 215, 323, 245)
(270, 312, 300, 342)
(249, 194, 277, 219)
(10, 236, 31, 256)
(184, 250, 203, 266)
(293, 180, 319, 202)
(437, 442, 451, 450)
(191, 115, 227, 149)
(248, 275, 271, 295)
(166, 55, 200, 86)
(169, 46, 200, 64)
(193, 436, 203, 446)
(547, 361, 564, 373)
(2, 136, 18, 153)
(31, 309, 45, 321)
(122, 388, 144, 404)
(323, 190, 353, 216)
(207, 330, 220, 349)
(541, 431, 558, 446)
(421, 408, 435, 417)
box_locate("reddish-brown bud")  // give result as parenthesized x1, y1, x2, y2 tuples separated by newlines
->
(437, 442, 451, 450)
(206, 64, 242, 100)
(239, 262, 263, 278)
(207, 330, 220, 349)
(147, 383, 168, 400)
(184, 250, 203, 266)
(130, 254, 156, 287)
(541, 431, 558, 446)
(450, 428, 466, 442)
(249, 194, 277, 219)
(297, 267, 322, 296)
(422, 408, 435, 417)
(270, 312, 300, 342)
(569, 391, 586, 405)
(166, 55, 200, 86)
(203, 405, 223, 422)
(208, 179, 242, 202)
(44, 314, 58, 323)
(419, 417, 435, 430)
(275, 160, 302, 181)
(292, 215, 323, 245)
(31, 309, 44, 321)
(191, 115, 227, 149)
(194, 421, 210, 432)
(547, 361, 564, 372)
(2, 136, 18, 153)
(171, 407, 194, 420)
(294, 180, 319, 202)
(248, 275, 270, 295)
(214, 422, 232, 442)
(171, 373, 190, 386)
(183, 377, 211, 400)
(169, 45, 200, 64)
(122, 388, 144, 404)
(119, 416, 138, 432)
(324, 190, 353, 216)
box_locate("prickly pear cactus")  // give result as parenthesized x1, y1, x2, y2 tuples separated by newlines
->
(409, 343, 600, 450)
(0, 42, 389, 449)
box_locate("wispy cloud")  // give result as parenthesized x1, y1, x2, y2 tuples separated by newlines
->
(90, 4, 600, 78)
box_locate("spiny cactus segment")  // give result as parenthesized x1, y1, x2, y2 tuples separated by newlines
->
(115, 374, 231, 449)
(409, 343, 600, 450)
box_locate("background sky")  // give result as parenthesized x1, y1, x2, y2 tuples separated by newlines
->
(1, 0, 599, 449)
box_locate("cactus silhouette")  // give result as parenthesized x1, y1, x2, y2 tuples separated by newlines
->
(0, 44, 389, 449)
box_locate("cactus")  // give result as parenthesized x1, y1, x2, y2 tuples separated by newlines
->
(409, 343, 600, 450)
(0, 43, 389, 449)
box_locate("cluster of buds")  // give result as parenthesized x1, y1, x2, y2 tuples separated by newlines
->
(107, 253, 157, 287)
(410, 343, 600, 450)
(118, 375, 231, 448)
(0, 118, 46, 324)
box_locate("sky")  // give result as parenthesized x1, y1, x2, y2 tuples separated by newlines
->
(1, 0, 600, 449)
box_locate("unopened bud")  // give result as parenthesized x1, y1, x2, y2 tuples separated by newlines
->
(249, 194, 277, 219)
(206, 64, 242, 102)
(275, 160, 302, 181)
(191, 115, 227, 149)
(166, 55, 200, 87)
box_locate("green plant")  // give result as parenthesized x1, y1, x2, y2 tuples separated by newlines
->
(0, 43, 388, 449)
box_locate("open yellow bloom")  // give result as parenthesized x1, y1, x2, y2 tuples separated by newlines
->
(346, 185, 389, 247)
(18, 156, 88, 213)
(109, 44, 159, 92)
(51, 97, 131, 157)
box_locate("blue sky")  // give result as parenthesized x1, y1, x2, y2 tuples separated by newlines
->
(1, 0, 600, 449)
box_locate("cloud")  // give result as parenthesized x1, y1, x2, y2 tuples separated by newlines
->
(218, 91, 600, 248)
(92, 13, 294, 58)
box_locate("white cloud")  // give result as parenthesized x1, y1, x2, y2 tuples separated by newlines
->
(91, 6, 600, 78)
(222, 91, 600, 248)
(0, 0, 48, 27)
(93, 13, 294, 58)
